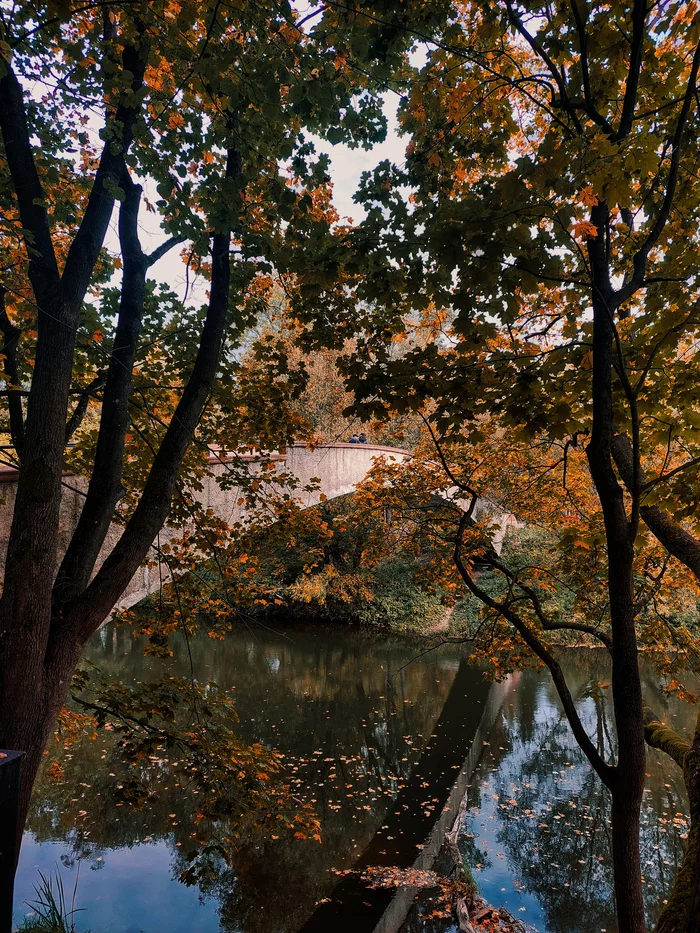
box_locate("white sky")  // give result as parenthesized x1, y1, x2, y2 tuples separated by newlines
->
(314, 95, 406, 222)
(112, 94, 408, 304)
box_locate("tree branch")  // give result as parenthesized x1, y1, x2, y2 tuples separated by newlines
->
(64, 371, 107, 443)
(0, 284, 25, 457)
(60, 24, 150, 309)
(63, 142, 241, 640)
(147, 235, 185, 268)
(55, 170, 148, 605)
(0, 56, 61, 306)
(504, 0, 583, 133)
(643, 705, 691, 769)
(453, 513, 615, 788)
(612, 433, 700, 583)
(569, 0, 614, 135)
(642, 455, 700, 491)
(482, 553, 614, 652)
(616, 0, 648, 139)
(421, 413, 478, 519)
(619, 32, 700, 302)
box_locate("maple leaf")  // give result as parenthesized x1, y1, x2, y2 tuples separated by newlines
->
(578, 185, 599, 207)
(572, 220, 599, 240)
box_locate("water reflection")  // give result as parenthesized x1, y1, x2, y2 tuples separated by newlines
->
(460, 652, 691, 933)
(15, 632, 694, 933)
(18, 624, 474, 933)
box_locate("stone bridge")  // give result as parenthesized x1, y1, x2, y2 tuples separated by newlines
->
(0, 441, 513, 613)
(0, 442, 411, 613)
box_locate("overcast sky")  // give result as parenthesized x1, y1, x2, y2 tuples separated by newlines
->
(314, 95, 406, 221)
(119, 95, 407, 305)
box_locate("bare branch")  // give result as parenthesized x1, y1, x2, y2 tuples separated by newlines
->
(504, 0, 583, 133)
(619, 33, 700, 302)
(482, 553, 614, 652)
(64, 372, 107, 442)
(453, 513, 615, 788)
(643, 455, 700, 490)
(147, 235, 186, 268)
(421, 414, 478, 519)
(569, 0, 614, 135)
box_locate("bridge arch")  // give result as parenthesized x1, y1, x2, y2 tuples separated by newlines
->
(0, 442, 412, 613)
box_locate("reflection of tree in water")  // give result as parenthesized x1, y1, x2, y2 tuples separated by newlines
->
(25, 624, 470, 933)
(461, 658, 691, 933)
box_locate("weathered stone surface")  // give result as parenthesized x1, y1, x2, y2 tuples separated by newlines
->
(0, 443, 410, 614)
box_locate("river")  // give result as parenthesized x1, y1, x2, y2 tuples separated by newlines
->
(13, 623, 693, 933)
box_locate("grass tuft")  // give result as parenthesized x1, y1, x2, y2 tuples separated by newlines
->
(17, 867, 87, 933)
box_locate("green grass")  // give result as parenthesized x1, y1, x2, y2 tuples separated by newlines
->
(16, 869, 87, 933)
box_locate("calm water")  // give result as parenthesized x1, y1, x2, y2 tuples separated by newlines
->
(457, 657, 691, 933)
(14, 625, 693, 933)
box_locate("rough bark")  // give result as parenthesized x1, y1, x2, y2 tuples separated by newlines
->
(645, 708, 700, 933)
(0, 286, 25, 458)
(585, 203, 647, 933)
(0, 22, 150, 848)
(0, 205, 233, 864)
(612, 435, 700, 930)
(54, 172, 149, 605)
(0, 28, 239, 920)
(62, 148, 239, 642)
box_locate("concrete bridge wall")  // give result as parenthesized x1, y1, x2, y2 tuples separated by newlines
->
(0, 443, 410, 613)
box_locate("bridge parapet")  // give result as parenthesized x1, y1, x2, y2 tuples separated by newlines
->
(0, 442, 412, 613)
(0, 442, 519, 614)
(284, 442, 410, 506)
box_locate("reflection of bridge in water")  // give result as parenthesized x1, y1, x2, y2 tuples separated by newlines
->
(299, 666, 516, 933)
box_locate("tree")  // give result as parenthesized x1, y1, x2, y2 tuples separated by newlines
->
(0, 0, 455, 912)
(294, 4, 700, 932)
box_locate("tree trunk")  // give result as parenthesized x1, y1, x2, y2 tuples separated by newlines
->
(0, 627, 86, 842)
(607, 545, 647, 933)
(586, 202, 647, 933)
(684, 729, 700, 933)
(611, 790, 646, 933)
(0, 621, 87, 933)
(0, 29, 150, 859)
(655, 812, 700, 933)
(649, 714, 700, 933)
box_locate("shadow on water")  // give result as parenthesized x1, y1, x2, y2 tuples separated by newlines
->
(14, 632, 696, 933)
(299, 659, 492, 932)
(18, 623, 487, 933)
